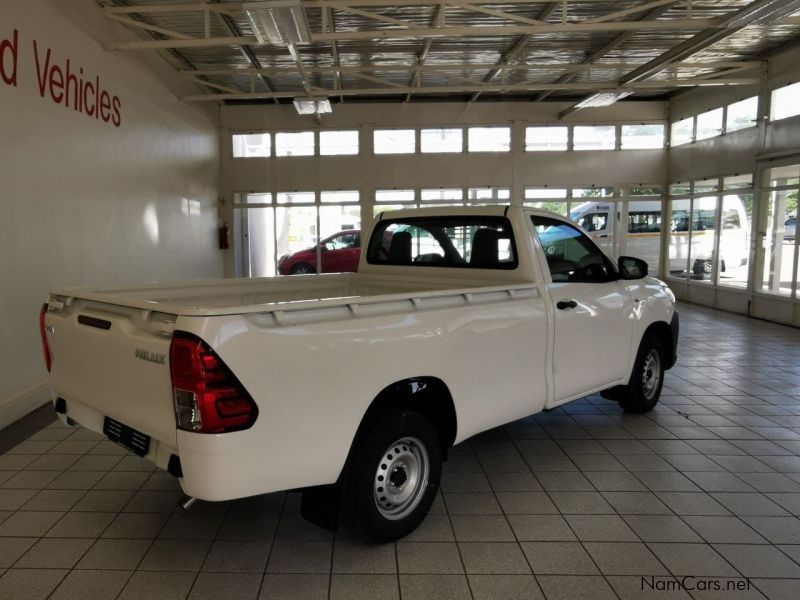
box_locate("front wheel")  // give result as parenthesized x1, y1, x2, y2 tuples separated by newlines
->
(616, 333, 665, 413)
(339, 410, 442, 542)
(290, 262, 314, 275)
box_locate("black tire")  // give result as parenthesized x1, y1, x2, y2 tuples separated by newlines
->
(290, 263, 314, 275)
(338, 409, 442, 542)
(617, 333, 665, 414)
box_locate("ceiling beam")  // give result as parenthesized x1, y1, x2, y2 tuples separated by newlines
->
(104, 13, 195, 39)
(103, 17, 735, 49)
(182, 60, 763, 77)
(102, 0, 684, 14)
(181, 76, 761, 102)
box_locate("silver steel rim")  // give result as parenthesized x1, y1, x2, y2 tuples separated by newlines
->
(294, 265, 312, 274)
(373, 436, 429, 521)
(642, 349, 661, 400)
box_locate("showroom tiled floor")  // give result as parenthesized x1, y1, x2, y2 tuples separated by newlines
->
(2, 302, 800, 599)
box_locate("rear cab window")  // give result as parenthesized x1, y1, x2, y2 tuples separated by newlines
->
(367, 216, 518, 269)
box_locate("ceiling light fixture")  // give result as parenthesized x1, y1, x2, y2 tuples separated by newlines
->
(293, 98, 332, 115)
(245, 1, 311, 46)
(574, 90, 634, 109)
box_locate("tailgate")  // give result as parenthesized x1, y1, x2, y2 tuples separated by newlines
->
(45, 297, 178, 446)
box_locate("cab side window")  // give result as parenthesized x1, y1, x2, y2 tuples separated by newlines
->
(532, 216, 616, 283)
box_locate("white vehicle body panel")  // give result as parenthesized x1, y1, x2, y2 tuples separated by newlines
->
(44, 206, 677, 501)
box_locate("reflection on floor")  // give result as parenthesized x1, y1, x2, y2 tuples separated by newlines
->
(1, 302, 799, 599)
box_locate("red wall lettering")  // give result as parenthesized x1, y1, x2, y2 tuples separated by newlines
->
(32, 40, 122, 127)
(0, 29, 18, 87)
(3, 28, 122, 127)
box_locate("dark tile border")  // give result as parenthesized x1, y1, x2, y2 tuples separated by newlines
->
(0, 402, 57, 454)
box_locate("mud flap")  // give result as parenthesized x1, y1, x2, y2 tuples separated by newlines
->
(300, 485, 341, 531)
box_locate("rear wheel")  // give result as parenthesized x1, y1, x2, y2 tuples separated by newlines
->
(339, 409, 442, 542)
(616, 333, 665, 413)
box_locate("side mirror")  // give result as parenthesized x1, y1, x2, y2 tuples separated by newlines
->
(618, 256, 648, 280)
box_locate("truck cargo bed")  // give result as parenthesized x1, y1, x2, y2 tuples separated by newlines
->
(50, 272, 531, 317)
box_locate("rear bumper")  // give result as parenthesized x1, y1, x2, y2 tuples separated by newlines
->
(52, 396, 177, 472)
(667, 310, 679, 369)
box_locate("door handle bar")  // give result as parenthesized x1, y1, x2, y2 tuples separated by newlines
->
(556, 299, 578, 310)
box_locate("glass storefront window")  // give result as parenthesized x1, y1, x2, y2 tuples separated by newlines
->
(467, 188, 510, 204)
(277, 191, 315, 204)
(276, 206, 318, 270)
(320, 130, 359, 155)
(234, 207, 275, 277)
(763, 163, 800, 295)
(376, 190, 414, 203)
(572, 187, 614, 198)
(668, 198, 691, 278)
(233, 133, 270, 158)
(718, 194, 751, 289)
(573, 125, 616, 151)
(625, 199, 663, 271)
(421, 188, 463, 204)
(525, 126, 568, 151)
(320, 191, 359, 204)
(671, 118, 693, 146)
(695, 108, 723, 141)
(275, 132, 315, 157)
(723, 174, 753, 190)
(468, 127, 511, 152)
(726, 97, 758, 133)
(688, 196, 719, 283)
(421, 128, 463, 153)
(771, 82, 800, 122)
(693, 178, 719, 194)
(621, 124, 664, 149)
(670, 183, 691, 196)
(525, 188, 568, 199)
(374, 129, 415, 154)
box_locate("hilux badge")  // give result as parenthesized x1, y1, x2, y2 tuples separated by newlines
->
(135, 349, 166, 365)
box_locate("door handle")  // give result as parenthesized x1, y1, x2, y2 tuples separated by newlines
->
(556, 299, 578, 310)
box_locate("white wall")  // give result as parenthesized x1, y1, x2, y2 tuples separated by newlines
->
(0, 1, 224, 427)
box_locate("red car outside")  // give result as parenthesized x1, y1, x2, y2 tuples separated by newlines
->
(278, 230, 361, 275)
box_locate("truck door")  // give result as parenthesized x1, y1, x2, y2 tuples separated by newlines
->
(531, 215, 634, 403)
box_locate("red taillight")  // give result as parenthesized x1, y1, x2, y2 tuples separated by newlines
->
(40, 303, 52, 373)
(169, 333, 258, 433)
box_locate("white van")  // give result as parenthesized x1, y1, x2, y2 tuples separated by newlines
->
(570, 198, 749, 279)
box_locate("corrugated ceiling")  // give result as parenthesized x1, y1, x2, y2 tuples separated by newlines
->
(97, 0, 800, 103)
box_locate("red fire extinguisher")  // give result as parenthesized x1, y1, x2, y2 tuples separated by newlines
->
(218, 223, 230, 250)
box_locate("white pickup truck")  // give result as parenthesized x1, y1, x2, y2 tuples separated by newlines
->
(41, 206, 678, 541)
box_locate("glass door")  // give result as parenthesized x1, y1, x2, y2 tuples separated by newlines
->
(751, 160, 800, 325)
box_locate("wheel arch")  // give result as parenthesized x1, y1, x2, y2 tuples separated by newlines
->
(642, 320, 676, 370)
(356, 376, 458, 456)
